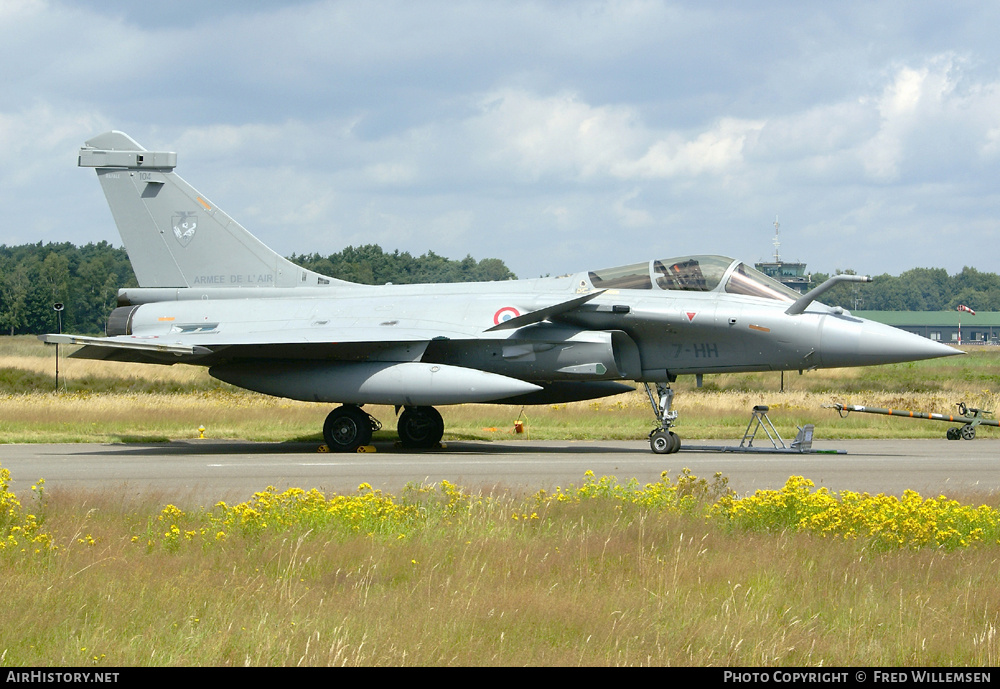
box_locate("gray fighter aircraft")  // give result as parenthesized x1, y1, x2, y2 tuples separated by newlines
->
(41, 131, 960, 453)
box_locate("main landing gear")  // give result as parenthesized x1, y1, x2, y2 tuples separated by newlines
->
(323, 405, 381, 452)
(645, 382, 681, 454)
(396, 406, 444, 449)
(322, 404, 445, 452)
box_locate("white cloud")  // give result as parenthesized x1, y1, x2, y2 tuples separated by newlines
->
(465, 89, 764, 185)
(614, 189, 653, 227)
(363, 162, 419, 186)
(468, 89, 642, 181)
(617, 118, 765, 179)
(862, 64, 938, 181)
(859, 55, 1000, 182)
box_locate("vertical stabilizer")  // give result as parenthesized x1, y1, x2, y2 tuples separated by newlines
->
(79, 131, 347, 288)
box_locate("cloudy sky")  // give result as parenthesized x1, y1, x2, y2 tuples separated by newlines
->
(3, 0, 1000, 280)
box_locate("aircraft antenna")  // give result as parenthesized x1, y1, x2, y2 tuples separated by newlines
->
(772, 215, 781, 263)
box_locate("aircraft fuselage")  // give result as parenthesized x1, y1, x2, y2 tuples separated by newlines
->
(90, 266, 952, 407)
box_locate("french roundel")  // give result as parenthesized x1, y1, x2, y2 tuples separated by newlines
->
(493, 306, 520, 325)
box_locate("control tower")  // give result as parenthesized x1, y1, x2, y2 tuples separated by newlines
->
(754, 216, 811, 294)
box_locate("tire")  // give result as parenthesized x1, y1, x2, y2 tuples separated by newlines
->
(397, 406, 444, 449)
(961, 424, 976, 441)
(670, 432, 681, 453)
(650, 430, 671, 454)
(650, 430, 680, 454)
(323, 405, 373, 452)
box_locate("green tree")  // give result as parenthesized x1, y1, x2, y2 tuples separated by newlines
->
(0, 261, 30, 336)
(288, 244, 516, 285)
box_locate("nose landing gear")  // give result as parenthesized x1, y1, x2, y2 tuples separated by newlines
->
(645, 382, 681, 454)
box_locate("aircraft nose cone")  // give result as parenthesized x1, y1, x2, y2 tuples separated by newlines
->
(819, 315, 962, 368)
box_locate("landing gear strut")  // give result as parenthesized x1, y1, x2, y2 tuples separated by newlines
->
(645, 382, 681, 454)
(397, 406, 444, 449)
(323, 404, 381, 452)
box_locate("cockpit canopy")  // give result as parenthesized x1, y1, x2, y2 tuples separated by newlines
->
(587, 255, 801, 302)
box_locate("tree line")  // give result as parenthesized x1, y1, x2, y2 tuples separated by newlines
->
(811, 267, 1000, 312)
(0, 242, 517, 335)
(288, 245, 516, 285)
(0, 242, 136, 337)
(3, 240, 999, 336)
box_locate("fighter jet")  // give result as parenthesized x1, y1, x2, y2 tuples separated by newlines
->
(41, 131, 960, 454)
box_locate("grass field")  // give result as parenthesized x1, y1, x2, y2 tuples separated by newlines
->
(1, 469, 999, 666)
(2, 335, 998, 444)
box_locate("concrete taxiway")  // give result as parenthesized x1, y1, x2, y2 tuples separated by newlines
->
(2, 438, 999, 507)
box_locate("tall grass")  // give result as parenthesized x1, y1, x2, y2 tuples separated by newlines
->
(2, 469, 998, 666)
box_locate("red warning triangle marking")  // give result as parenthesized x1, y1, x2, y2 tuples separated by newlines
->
(686, 312, 696, 321)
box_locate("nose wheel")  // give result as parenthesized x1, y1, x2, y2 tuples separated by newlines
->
(649, 428, 681, 454)
(645, 382, 681, 454)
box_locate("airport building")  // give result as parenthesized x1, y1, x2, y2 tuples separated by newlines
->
(855, 311, 1000, 344)
(754, 218, 812, 294)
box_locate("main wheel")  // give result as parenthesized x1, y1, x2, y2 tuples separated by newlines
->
(397, 406, 444, 448)
(323, 405, 373, 452)
(947, 427, 961, 440)
(961, 424, 977, 440)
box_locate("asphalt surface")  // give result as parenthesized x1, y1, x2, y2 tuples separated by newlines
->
(2, 438, 999, 507)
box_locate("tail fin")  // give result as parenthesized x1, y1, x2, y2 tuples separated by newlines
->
(79, 131, 347, 288)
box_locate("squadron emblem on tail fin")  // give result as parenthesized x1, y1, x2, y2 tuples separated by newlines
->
(171, 212, 197, 247)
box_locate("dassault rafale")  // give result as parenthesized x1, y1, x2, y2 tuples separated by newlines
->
(41, 131, 960, 453)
